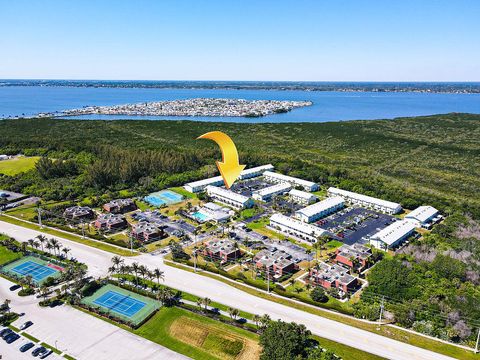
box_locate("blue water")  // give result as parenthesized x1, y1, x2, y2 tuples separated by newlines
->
(144, 190, 184, 207)
(192, 211, 209, 222)
(1, 86, 480, 122)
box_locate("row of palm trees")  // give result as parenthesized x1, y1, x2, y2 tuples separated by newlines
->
(109, 256, 164, 286)
(27, 235, 71, 259)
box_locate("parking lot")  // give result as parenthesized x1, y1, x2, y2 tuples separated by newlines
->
(133, 210, 196, 236)
(0, 328, 62, 360)
(229, 179, 271, 197)
(318, 207, 395, 245)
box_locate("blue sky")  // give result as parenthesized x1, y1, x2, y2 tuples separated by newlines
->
(0, 0, 479, 81)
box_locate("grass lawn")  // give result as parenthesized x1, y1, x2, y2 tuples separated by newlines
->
(246, 217, 269, 230)
(134, 307, 260, 360)
(326, 240, 344, 249)
(0, 215, 137, 257)
(0, 156, 40, 175)
(0, 242, 22, 265)
(170, 186, 198, 199)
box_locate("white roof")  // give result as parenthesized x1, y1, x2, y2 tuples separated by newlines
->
(263, 171, 317, 188)
(185, 176, 224, 188)
(296, 196, 344, 218)
(206, 185, 251, 203)
(289, 189, 317, 200)
(270, 213, 328, 237)
(405, 206, 439, 223)
(371, 220, 416, 246)
(185, 164, 274, 188)
(239, 164, 274, 178)
(328, 187, 401, 211)
(254, 183, 291, 197)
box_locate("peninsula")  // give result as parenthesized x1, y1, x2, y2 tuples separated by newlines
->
(58, 98, 313, 118)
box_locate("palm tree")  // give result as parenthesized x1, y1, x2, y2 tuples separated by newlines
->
(202, 297, 211, 311)
(25, 275, 33, 287)
(138, 265, 148, 285)
(38, 285, 49, 301)
(260, 314, 271, 329)
(33, 241, 40, 250)
(228, 307, 239, 321)
(157, 287, 173, 306)
(131, 262, 140, 286)
(62, 247, 71, 260)
(107, 266, 116, 280)
(253, 314, 261, 329)
(45, 242, 53, 255)
(152, 268, 164, 285)
(61, 284, 69, 296)
(27, 239, 35, 249)
(111, 256, 123, 270)
(3, 299, 11, 313)
(312, 241, 321, 262)
(196, 298, 203, 310)
(36, 235, 47, 252)
(49, 238, 60, 256)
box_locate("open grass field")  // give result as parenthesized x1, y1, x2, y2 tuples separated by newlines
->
(0, 243, 22, 265)
(134, 307, 260, 360)
(0, 156, 40, 175)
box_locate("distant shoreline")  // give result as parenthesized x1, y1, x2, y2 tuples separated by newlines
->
(1, 80, 480, 94)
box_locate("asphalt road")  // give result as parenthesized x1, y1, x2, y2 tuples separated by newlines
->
(0, 220, 457, 360)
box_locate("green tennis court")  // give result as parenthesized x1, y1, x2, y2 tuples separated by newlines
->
(81, 284, 160, 326)
(2, 256, 64, 285)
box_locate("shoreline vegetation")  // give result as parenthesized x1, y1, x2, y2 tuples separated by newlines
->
(1, 79, 480, 93)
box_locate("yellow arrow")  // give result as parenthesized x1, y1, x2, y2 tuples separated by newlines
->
(197, 131, 246, 189)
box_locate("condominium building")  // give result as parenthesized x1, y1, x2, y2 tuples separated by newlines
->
(288, 189, 317, 205)
(405, 206, 440, 228)
(269, 213, 330, 243)
(334, 244, 372, 271)
(253, 249, 296, 278)
(327, 187, 402, 215)
(263, 171, 319, 192)
(369, 219, 416, 250)
(204, 239, 242, 263)
(252, 183, 291, 202)
(205, 186, 254, 209)
(63, 206, 95, 221)
(183, 164, 274, 193)
(94, 213, 127, 231)
(103, 198, 137, 214)
(308, 263, 358, 293)
(295, 196, 344, 223)
(238, 164, 274, 180)
(131, 221, 163, 242)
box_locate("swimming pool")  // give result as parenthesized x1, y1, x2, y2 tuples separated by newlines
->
(192, 211, 209, 222)
(144, 190, 184, 207)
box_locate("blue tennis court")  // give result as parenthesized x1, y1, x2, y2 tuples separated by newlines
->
(10, 260, 58, 282)
(93, 290, 146, 318)
(144, 190, 184, 207)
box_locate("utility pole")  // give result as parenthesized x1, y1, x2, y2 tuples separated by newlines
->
(379, 296, 385, 324)
(193, 250, 197, 272)
(37, 206, 43, 228)
(129, 232, 133, 254)
(267, 268, 270, 293)
(81, 221, 85, 239)
(475, 328, 480, 354)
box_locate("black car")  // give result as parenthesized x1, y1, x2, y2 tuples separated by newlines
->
(5, 332, 20, 343)
(20, 342, 35, 352)
(32, 346, 47, 357)
(39, 349, 53, 359)
(20, 320, 33, 330)
(9, 284, 21, 291)
(0, 328, 13, 338)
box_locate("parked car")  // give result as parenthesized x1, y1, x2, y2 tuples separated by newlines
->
(20, 342, 35, 352)
(9, 284, 21, 291)
(20, 320, 33, 330)
(5, 332, 20, 343)
(32, 346, 47, 357)
(0, 328, 13, 338)
(39, 349, 53, 359)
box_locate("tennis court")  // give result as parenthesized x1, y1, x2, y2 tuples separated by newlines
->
(144, 190, 184, 207)
(81, 284, 160, 326)
(2, 256, 63, 284)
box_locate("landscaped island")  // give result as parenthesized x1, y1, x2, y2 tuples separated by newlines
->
(58, 98, 313, 118)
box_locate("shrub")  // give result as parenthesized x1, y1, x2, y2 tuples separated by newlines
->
(310, 287, 328, 303)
